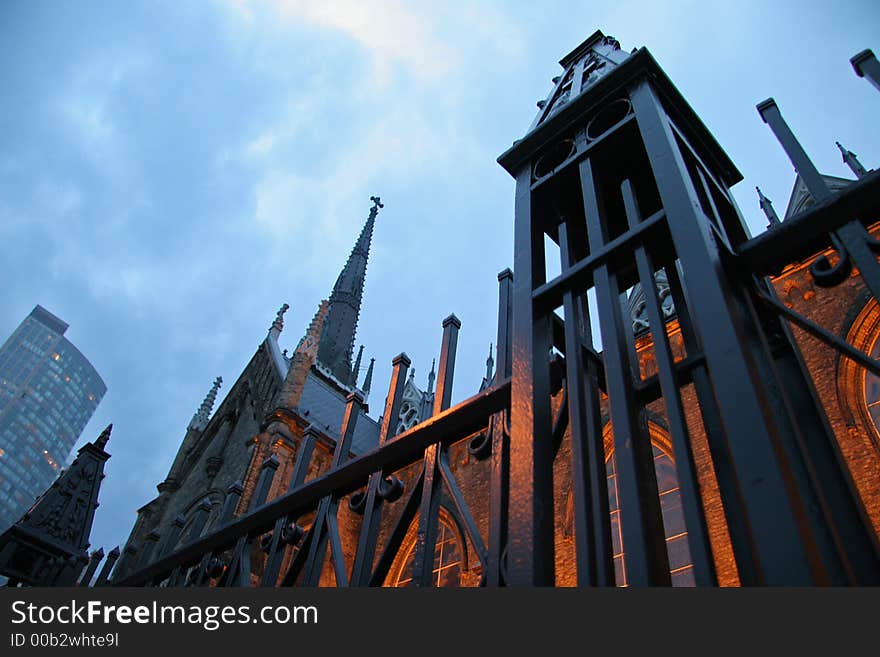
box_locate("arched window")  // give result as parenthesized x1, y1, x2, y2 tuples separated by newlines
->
(392, 510, 465, 587)
(396, 401, 421, 435)
(838, 298, 880, 454)
(605, 429, 694, 587)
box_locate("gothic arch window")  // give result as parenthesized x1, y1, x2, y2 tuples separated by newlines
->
(839, 297, 880, 453)
(390, 507, 467, 587)
(396, 401, 421, 435)
(603, 423, 694, 587)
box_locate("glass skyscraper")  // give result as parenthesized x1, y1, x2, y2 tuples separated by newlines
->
(0, 305, 106, 532)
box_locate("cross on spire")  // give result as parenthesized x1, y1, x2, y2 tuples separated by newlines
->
(317, 198, 382, 386)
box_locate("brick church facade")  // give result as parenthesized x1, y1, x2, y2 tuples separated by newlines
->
(112, 32, 880, 587)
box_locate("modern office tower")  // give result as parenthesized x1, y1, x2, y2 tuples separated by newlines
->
(0, 305, 106, 532)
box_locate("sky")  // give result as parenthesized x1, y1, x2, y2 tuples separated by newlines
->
(1, 0, 878, 555)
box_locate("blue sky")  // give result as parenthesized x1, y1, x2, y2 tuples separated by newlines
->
(1, 0, 878, 555)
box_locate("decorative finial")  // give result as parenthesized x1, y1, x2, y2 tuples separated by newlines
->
(370, 195, 384, 210)
(188, 376, 223, 432)
(363, 357, 375, 399)
(95, 423, 112, 450)
(408, 368, 416, 384)
(427, 358, 436, 395)
(271, 302, 290, 334)
(351, 345, 365, 387)
(756, 186, 780, 227)
(836, 141, 869, 178)
(486, 343, 495, 383)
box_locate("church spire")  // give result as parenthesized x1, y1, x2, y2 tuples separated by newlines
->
(363, 357, 375, 399)
(188, 376, 222, 432)
(351, 345, 365, 386)
(756, 186, 780, 227)
(836, 141, 869, 178)
(317, 196, 382, 386)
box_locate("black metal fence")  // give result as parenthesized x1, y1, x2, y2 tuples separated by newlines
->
(107, 43, 880, 588)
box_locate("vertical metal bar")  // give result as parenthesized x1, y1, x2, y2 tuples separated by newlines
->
(260, 515, 289, 587)
(747, 284, 880, 583)
(622, 179, 717, 586)
(77, 548, 104, 587)
(326, 508, 349, 586)
(368, 469, 425, 586)
(632, 79, 817, 583)
(496, 269, 514, 380)
(558, 219, 614, 587)
(302, 393, 364, 586)
(94, 546, 119, 586)
(349, 353, 410, 586)
(413, 315, 460, 586)
(758, 99, 880, 301)
(580, 156, 670, 586)
(852, 49, 880, 92)
(508, 166, 556, 586)
(665, 262, 756, 584)
(487, 269, 513, 586)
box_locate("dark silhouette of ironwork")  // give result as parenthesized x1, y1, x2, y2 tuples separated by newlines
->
(14, 30, 880, 588)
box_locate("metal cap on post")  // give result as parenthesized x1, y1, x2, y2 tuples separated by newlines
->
(94, 546, 120, 586)
(78, 548, 104, 586)
(496, 269, 514, 381)
(333, 391, 365, 468)
(433, 314, 461, 415)
(851, 49, 880, 92)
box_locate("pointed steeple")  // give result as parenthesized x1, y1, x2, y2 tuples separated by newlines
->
(0, 425, 112, 584)
(317, 197, 382, 386)
(95, 423, 112, 451)
(756, 186, 780, 227)
(351, 345, 365, 386)
(427, 358, 436, 395)
(836, 141, 869, 178)
(188, 376, 222, 432)
(363, 357, 375, 399)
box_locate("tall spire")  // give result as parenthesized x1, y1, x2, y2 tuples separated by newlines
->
(351, 345, 364, 386)
(486, 343, 495, 383)
(362, 357, 375, 399)
(427, 358, 436, 395)
(188, 376, 222, 432)
(836, 141, 869, 178)
(756, 186, 780, 227)
(95, 423, 112, 451)
(317, 196, 382, 385)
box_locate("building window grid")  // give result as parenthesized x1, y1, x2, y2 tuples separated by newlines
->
(606, 445, 695, 587)
(395, 517, 464, 588)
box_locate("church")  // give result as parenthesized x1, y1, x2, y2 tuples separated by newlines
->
(4, 30, 879, 587)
